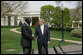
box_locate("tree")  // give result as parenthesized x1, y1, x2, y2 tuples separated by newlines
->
(41, 5, 72, 30)
(70, 1, 82, 29)
(1, 1, 28, 26)
(1, 1, 13, 17)
(63, 8, 72, 31)
(1, 1, 28, 16)
(70, 1, 82, 20)
(40, 5, 55, 24)
(52, 7, 72, 29)
(51, 6, 62, 28)
(55, 1, 82, 20)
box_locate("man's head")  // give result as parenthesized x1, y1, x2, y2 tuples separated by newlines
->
(38, 18, 44, 25)
(25, 17, 31, 24)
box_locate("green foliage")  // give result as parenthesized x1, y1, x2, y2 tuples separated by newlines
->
(49, 27, 73, 31)
(41, 5, 72, 30)
(63, 8, 70, 25)
(1, 26, 20, 28)
(41, 5, 55, 23)
(52, 7, 62, 27)
(1, 28, 22, 54)
(71, 28, 82, 38)
(63, 8, 72, 31)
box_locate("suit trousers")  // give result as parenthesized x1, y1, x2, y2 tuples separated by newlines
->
(22, 46, 32, 54)
(22, 41, 32, 54)
(38, 41, 48, 54)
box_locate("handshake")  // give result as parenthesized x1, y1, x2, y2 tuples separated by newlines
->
(32, 35, 36, 41)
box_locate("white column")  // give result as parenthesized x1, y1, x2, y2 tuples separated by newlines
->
(11, 16, 14, 26)
(39, 15, 40, 20)
(4, 16, 6, 26)
(17, 16, 20, 25)
(1, 17, 4, 26)
(5, 16, 8, 26)
(30, 17, 32, 26)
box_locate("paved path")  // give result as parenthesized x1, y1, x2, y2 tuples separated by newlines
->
(51, 38, 82, 44)
(10, 27, 82, 44)
(18, 44, 82, 54)
(10, 28, 21, 34)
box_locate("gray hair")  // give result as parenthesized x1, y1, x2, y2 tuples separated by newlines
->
(39, 18, 45, 23)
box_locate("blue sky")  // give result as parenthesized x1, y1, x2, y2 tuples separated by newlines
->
(27, 1, 78, 12)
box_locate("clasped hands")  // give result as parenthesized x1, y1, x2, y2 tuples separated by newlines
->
(32, 35, 50, 44)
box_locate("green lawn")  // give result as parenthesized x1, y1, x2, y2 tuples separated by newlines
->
(1, 28, 22, 54)
(17, 27, 82, 41)
(1, 27, 76, 54)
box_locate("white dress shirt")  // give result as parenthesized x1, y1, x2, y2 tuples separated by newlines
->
(40, 24, 44, 35)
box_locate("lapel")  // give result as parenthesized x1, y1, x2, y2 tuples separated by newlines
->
(24, 22, 32, 33)
(38, 25, 42, 35)
(43, 25, 46, 35)
(24, 22, 29, 26)
(38, 25, 46, 35)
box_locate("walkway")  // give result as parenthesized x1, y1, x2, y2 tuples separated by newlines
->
(10, 28, 21, 34)
(10, 27, 82, 44)
(18, 44, 82, 54)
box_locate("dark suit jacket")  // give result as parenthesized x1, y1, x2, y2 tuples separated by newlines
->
(21, 22, 32, 47)
(34, 24, 50, 44)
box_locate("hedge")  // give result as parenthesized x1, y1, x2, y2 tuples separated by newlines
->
(49, 27, 73, 31)
(1, 26, 20, 28)
(71, 28, 82, 38)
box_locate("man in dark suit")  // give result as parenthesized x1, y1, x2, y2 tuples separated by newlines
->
(21, 17, 33, 54)
(34, 18, 50, 54)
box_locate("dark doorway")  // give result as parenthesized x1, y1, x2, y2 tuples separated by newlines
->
(32, 17, 39, 26)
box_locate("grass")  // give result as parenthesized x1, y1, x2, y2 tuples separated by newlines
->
(1, 28, 22, 54)
(32, 39, 75, 50)
(50, 30, 82, 41)
(17, 27, 82, 41)
(1, 27, 76, 54)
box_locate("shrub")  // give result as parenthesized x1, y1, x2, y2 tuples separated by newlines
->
(49, 27, 55, 30)
(65, 27, 73, 31)
(71, 28, 82, 38)
(49, 27, 73, 31)
(1, 26, 19, 28)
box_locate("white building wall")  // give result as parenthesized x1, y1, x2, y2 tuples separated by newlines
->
(1, 16, 8, 26)
(5, 16, 8, 26)
(1, 17, 4, 26)
(11, 16, 14, 26)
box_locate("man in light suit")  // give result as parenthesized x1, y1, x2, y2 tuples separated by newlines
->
(34, 18, 50, 54)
